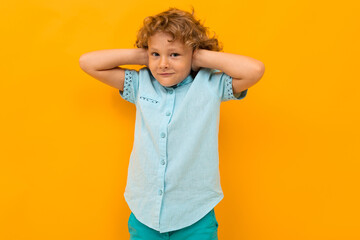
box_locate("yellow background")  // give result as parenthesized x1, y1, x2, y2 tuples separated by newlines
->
(1, 0, 360, 239)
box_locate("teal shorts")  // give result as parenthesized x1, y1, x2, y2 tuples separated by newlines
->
(128, 209, 219, 240)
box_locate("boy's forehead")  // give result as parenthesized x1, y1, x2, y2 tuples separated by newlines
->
(148, 41, 191, 52)
(149, 46, 183, 51)
(148, 32, 188, 50)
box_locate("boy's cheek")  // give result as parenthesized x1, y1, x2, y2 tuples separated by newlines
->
(147, 60, 154, 69)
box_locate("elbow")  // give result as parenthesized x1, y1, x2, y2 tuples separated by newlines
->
(79, 54, 91, 70)
(255, 62, 265, 81)
(247, 62, 265, 83)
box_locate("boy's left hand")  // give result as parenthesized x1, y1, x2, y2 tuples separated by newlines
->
(191, 49, 201, 72)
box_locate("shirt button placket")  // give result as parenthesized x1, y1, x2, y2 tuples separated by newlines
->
(157, 87, 175, 229)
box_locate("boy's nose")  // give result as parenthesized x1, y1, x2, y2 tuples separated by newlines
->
(159, 57, 169, 69)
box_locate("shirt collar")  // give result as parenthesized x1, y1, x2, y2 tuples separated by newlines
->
(149, 69, 194, 89)
(169, 74, 193, 89)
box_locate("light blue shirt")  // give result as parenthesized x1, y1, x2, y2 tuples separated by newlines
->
(119, 67, 247, 233)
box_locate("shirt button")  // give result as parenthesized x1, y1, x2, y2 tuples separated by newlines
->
(168, 89, 174, 94)
(158, 190, 163, 195)
(161, 159, 165, 165)
(160, 132, 166, 138)
(166, 111, 171, 116)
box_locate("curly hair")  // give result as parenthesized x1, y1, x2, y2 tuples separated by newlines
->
(135, 7, 223, 52)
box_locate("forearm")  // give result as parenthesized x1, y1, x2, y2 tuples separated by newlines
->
(79, 48, 148, 71)
(193, 49, 264, 80)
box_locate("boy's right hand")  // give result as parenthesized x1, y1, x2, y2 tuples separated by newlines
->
(140, 48, 149, 67)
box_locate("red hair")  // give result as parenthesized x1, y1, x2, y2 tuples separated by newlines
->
(135, 7, 223, 52)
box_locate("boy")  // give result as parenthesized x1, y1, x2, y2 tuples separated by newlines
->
(79, 7, 264, 240)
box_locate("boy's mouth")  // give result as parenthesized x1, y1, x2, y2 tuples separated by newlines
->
(159, 73, 174, 76)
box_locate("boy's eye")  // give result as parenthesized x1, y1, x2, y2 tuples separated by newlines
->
(151, 52, 179, 57)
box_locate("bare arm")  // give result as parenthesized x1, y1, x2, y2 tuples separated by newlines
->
(79, 48, 148, 90)
(192, 49, 265, 94)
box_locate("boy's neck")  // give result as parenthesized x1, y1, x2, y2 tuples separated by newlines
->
(190, 70, 198, 79)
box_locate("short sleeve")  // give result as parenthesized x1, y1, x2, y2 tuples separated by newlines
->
(208, 69, 248, 102)
(119, 69, 139, 104)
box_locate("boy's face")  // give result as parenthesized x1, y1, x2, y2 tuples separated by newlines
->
(147, 31, 193, 87)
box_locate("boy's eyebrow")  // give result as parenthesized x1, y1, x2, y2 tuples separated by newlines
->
(149, 47, 182, 52)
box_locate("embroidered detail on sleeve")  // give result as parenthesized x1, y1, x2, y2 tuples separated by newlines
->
(224, 74, 235, 101)
(120, 70, 135, 103)
(224, 74, 248, 101)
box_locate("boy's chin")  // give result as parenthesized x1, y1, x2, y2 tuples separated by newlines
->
(155, 77, 181, 87)
(158, 82, 178, 87)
